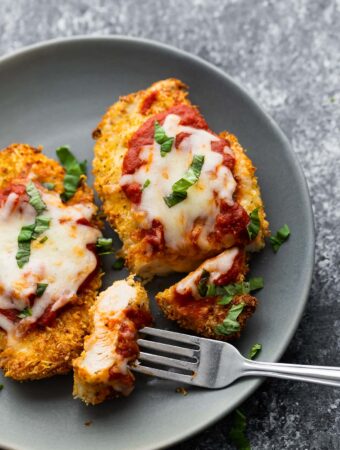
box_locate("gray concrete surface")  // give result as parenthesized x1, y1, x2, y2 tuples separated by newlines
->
(0, 0, 339, 448)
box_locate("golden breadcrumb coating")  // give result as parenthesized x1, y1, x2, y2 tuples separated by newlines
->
(73, 276, 151, 405)
(156, 249, 257, 340)
(0, 143, 102, 381)
(93, 78, 268, 279)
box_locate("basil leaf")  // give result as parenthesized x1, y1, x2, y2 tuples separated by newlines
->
(164, 155, 205, 208)
(199, 275, 264, 304)
(197, 269, 210, 297)
(36, 283, 48, 297)
(249, 277, 264, 291)
(96, 237, 114, 255)
(163, 191, 187, 208)
(247, 207, 260, 240)
(229, 409, 250, 450)
(154, 121, 167, 143)
(17, 307, 32, 319)
(0, 384, 3, 391)
(16, 216, 50, 268)
(142, 179, 151, 190)
(215, 303, 244, 335)
(112, 257, 125, 270)
(17, 223, 35, 243)
(39, 236, 48, 244)
(16, 241, 32, 268)
(270, 224, 290, 252)
(214, 285, 227, 296)
(223, 277, 264, 298)
(26, 181, 47, 214)
(16, 224, 35, 268)
(160, 139, 174, 157)
(172, 155, 205, 192)
(32, 216, 50, 238)
(206, 284, 217, 297)
(226, 303, 245, 322)
(249, 343, 262, 360)
(154, 121, 174, 157)
(79, 160, 87, 174)
(218, 294, 233, 305)
(42, 182, 55, 190)
(56, 146, 87, 201)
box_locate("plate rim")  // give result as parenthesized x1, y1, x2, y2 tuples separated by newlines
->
(0, 35, 315, 450)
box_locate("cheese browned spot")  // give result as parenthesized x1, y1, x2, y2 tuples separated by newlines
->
(0, 180, 101, 342)
(73, 277, 152, 405)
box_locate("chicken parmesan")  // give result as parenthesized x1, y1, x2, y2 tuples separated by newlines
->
(156, 247, 260, 340)
(0, 143, 102, 380)
(73, 276, 152, 405)
(93, 78, 268, 279)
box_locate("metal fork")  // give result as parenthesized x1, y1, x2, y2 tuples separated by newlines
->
(132, 327, 340, 388)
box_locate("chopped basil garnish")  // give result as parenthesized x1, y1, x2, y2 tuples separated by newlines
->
(217, 279, 262, 305)
(0, 384, 3, 391)
(249, 343, 262, 360)
(247, 207, 260, 240)
(36, 283, 48, 297)
(26, 181, 47, 214)
(218, 293, 234, 305)
(39, 236, 48, 244)
(33, 216, 51, 237)
(142, 179, 151, 190)
(16, 182, 50, 267)
(164, 155, 205, 208)
(163, 191, 187, 208)
(16, 216, 50, 268)
(215, 278, 264, 334)
(270, 224, 290, 252)
(196, 277, 264, 305)
(196, 269, 264, 303)
(229, 409, 250, 450)
(96, 237, 114, 255)
(112, 257, 125, 270)
(206, 283, 217, 297)
(56, 146, 87, 202)
(154, 121, 174, 157)
(17, 307, 32, 319)
(215, 303, 245, 335)
(248, 277, 264, 291)
(218, 294, 236, 305)
(42, 182, 55, 190)
(16, 224, 35, 268)
(197, 269, 210, 297)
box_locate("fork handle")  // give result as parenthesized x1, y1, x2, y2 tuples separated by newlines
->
(242, 360, 340, 387)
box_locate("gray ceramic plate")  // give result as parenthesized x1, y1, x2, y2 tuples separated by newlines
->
(0, 36, 314, 450)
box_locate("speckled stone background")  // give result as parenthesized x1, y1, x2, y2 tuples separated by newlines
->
(0, 0, 339, 448)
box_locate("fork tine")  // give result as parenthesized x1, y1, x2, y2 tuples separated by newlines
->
(139, 352, 198, 372)
(137, 339, 198, 359)
(140, 327, 200, 346)
(132, 363, 193, 384)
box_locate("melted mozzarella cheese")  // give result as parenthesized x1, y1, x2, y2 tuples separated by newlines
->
(0, 186, 101, 338)
(77, 280, 136, 381)
(176, 247, 239, 298)
(120, 114, 237, 250)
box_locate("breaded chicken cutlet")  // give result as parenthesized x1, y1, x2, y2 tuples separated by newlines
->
(156, 247, 259, 340)
(73, 276, 152, 405)
(93, 78, 268, 280)
(0, 144, 102, 380)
